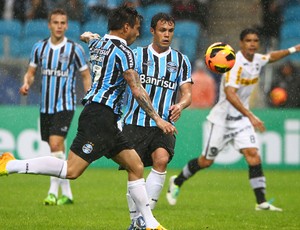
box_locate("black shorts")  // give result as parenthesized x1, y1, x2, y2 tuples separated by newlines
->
(40, 110, 74, 142)
(70, 103, 134, 163)
(122, 124, 176, 167)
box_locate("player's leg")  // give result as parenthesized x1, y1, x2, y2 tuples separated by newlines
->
(0, 149, 89, 179)
(167, 122, 224, 205)
(43, 111, 74, 205)
(237, 126, 282, 211)
(147, 150, 168, 209)
(113, 149, 165, 229)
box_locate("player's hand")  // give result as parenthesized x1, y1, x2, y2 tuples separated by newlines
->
(249, 113, 265, 132)
(294, 44, 300, 52)
(19, 83, 29, 96)
(156, 118, 178, 135)
(169, 104, 182, 122)
(80, 31, 101, 43)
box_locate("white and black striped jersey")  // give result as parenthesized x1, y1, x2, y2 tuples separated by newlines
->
(123, 45, 192, 127)
(207, 51, 270, 128)
(83, 34, 135, 117)
(29, 37, 88, 114)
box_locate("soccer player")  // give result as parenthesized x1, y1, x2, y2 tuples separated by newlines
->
(19, 8, 91, 205)
(167, 28, 300, 211)
(1, 5, 175, 230)
(121, 13, 192, 229)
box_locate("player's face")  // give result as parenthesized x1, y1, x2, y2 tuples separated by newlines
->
(240, 33, 260, 60)
(126, 18, 141, 46)
(48, 14, 68, 40)
(151, 19, 175, 53)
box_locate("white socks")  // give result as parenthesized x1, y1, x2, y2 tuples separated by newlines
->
(6, 156, 67, 178)
(146, 168, 166, 209)
(128, 178, 159, 228)
(127, 168, 166, 225)
(49, 151, 73, 199)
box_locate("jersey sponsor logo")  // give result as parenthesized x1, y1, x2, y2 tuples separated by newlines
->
(82, 142, 94, 154)
(92, 48, 111, 56)
(240, 77, 258, 85)
(41, 69, 69, 77)
(90, 54, 104, 62)
(140, 74, 176, 90)
(226, 114, 243, 121)
(119, 44, 134, 67)
(167, 62, 178, 73)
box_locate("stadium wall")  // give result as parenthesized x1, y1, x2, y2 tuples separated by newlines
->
(0, 106, 299, 170)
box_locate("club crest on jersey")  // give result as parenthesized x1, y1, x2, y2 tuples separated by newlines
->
(82, 142, 94, 154)
(59, 54, 69, 63)
(167, 62, 178, 73)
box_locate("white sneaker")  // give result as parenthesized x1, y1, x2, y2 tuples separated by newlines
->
(255, 202, 282, 211)
(166, 175, 180, 205)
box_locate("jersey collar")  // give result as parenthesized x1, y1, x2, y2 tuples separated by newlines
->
(104, 34, 127, 45)
(149, 43, 171, 57)
(48, 37, 67, 50)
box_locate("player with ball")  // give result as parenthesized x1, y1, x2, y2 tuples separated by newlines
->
(167, 28, 300, 211)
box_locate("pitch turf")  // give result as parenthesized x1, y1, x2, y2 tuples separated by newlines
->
(0, 168, 299, 230)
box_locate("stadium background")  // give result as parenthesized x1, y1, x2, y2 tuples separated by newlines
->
(0, 0, 299, 170)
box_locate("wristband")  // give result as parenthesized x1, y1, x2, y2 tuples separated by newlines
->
(288, 47, 296, 54)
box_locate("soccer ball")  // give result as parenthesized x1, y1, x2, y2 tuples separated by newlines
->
(205, 42, 236, 73)
(270, 87, 287, 106)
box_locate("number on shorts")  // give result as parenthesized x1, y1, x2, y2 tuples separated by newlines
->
(250, 135, 256, 143)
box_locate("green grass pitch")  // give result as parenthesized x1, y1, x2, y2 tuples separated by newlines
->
(0, 168, 300, 229)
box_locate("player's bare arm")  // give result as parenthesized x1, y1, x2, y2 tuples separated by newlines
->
(80, 69, 92, 93)
(225, 86, 265, 132)
(268, 44, 300, 63)
(169, 82, 192, 122)
(124, 69, 177, 135)
(80, 31, 101, 43)
(19, 66, 36, 96)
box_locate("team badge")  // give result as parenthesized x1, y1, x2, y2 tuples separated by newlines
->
(82, 142, 94, 154)
(59, 53, 69, 63)
(167, 62, 178, 73)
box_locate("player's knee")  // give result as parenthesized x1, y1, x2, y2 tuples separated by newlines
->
(199, 156, 213, 168)
(242, 148, 261, 165)
(127, 158, 144, 175)
(152, 154, 169, 170)
(66, 169, 82, 180)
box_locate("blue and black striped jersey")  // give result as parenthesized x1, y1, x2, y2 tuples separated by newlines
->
(29, 37, 88, 114)
(83, 34, 135, 117)
(123, 45, 192, 127)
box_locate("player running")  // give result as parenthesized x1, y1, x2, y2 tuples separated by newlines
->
(167, 28, 300, 211)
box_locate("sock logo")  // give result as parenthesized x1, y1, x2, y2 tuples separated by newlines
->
(25, 163, 29, 174)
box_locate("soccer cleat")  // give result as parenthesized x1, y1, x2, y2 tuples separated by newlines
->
(146, 225, 167, 230)
(166, 175, 180, 205)
(0, 152, 15, 176)
(43, 193, 57, 205)
(57, 195, 74, 205)
(255, 202, 282, 211)
(127, 216, 146, 230)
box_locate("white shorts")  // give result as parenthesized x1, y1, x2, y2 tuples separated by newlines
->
(202, 121, 259, 160)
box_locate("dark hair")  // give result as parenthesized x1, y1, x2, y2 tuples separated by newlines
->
(240, 28, 259, 41)
(151, 12, 175, 29)
(108, 5, 143, 31)
(48, 8, 68, 22)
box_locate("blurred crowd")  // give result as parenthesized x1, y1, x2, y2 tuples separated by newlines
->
(1, 0, 299, 109)
(0, 0, 210, 29)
